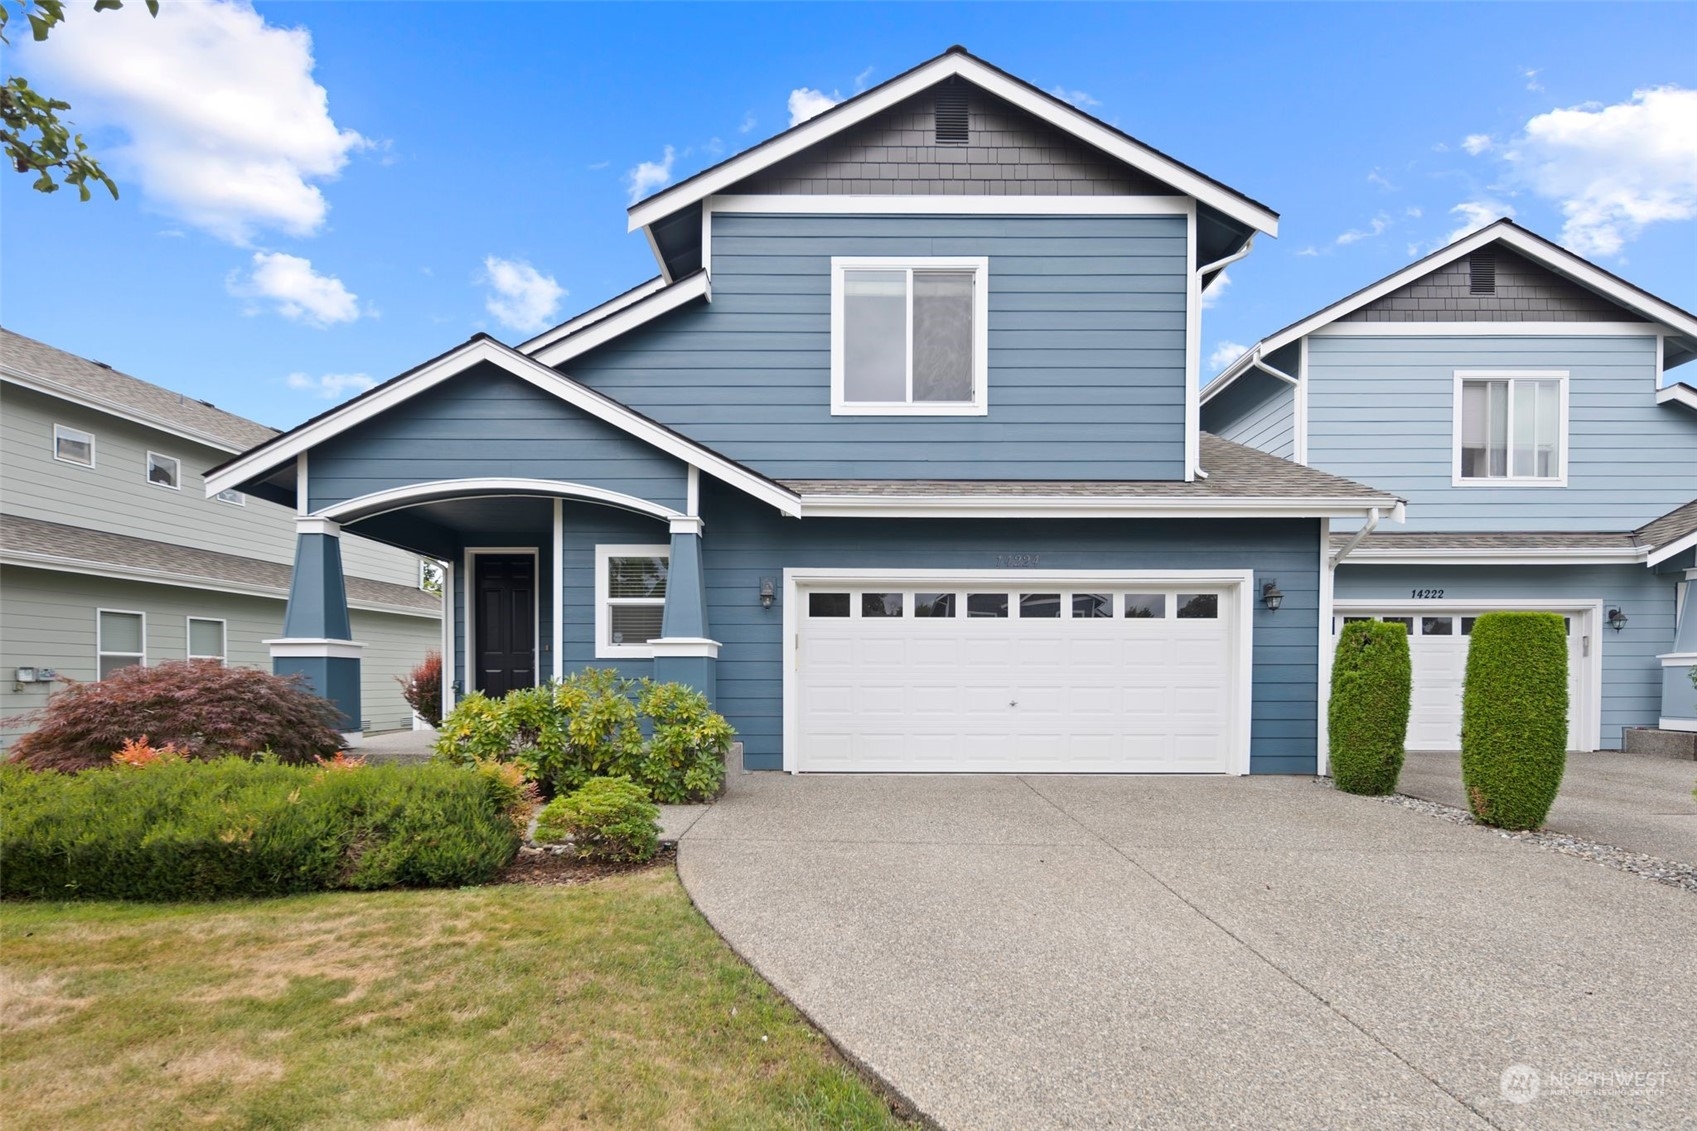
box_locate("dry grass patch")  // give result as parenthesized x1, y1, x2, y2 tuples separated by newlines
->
(1, 868, 912, 1131)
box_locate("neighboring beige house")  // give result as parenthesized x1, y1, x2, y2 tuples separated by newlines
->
(0, 328, 441, 747)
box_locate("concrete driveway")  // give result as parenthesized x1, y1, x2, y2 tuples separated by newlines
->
(678, 773, 1696, 1130)
(1399, 749, 1697, 866)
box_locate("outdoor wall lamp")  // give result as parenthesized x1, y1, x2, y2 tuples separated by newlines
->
(759, 577, 775, 609)
(1607, 607, 1628, 632)
(1261, 581, 1284, 612)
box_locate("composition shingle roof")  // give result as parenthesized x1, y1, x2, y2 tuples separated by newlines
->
(1, 514, 441, 615)
(1, 327, 278, 451)
(780, 434, 1400, 501)
(1327, 497, 1697, 557)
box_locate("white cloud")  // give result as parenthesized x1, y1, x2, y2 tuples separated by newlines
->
(1367, 168, 1394, 190)
(788, 87, 841, 126)
(1201, 269, 1231, 310)
(1446, 199, 1515, 243)
(1208, 341, 1249, 374)
(1405, 206, 1424, 219)
(738, 112, 757, 134)
(1505, 86, 1697, 257)
(1336, 215, 1391, 245)
(1462, 134, 1493, 156)
(1522, 67, 1544, 93)
(285, 371, 375, 399)
(1296, 246, 1320, 257)
(231, 252, 359, 326)
(587, 159, 611, 171)
(481, 255, 565, 333)
(625, 145, 676, 204)
(26, 0, 367, 244)
(854, 65, 876, 91)
(1050, 86, 1101, 109)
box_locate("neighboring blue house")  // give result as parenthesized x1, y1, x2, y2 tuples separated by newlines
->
(1203, 220, 1697, 751)
(204, 48, 1401, 775)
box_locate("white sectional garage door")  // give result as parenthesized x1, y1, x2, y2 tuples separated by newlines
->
(792, 578, 1246, 773)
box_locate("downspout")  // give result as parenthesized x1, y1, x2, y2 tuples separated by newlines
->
(1330, 507, 1380, 567)
(1194, 236, 1258, 481)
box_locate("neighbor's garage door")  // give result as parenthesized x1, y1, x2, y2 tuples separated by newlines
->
(795, 583, 1242, 773)
(1336, 612, 1587, 751)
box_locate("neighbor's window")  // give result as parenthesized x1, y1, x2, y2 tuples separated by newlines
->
(1458, 374, 1564, 483)
(146, 451, 181, 490)
(596, 545, 668, 657)
(187, 617, 226, 664)
(53, 423, 95, 467)
(832, 258, 987, 415)
(215, 488, 246, 506)
(97, 610, 144, 678)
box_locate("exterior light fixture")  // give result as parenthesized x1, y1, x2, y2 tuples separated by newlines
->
(759, 577, 776, 609)
(1261, 581, 1284, 612)
(1607, 607, 1628, 632)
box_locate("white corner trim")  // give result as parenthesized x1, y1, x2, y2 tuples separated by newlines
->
(525, 271, 709, 366)
(265, 638, 366, 659)
(1657, 383, 1697, 412)
(648, 637, 722, 659)
(829, 256, 990, 417)
(551, 499, 564, 683)
(296, 516, 342, 537)
(629, 53, 1278, 237)
(594, 542, 671, 660)
(441, 558, 457, 711)
(1449, 370, 1570, 489)
(1294, 336, 1310, 465)
(707, 194, 1194, 216)
(1184, 200, 1200, 482)
(318, 478, 684, 526)
(517, 276, 669, 355)
(1316, 518, 1333, 777)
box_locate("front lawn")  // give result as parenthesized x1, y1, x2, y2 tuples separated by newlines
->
(0, 866, 910, 1130)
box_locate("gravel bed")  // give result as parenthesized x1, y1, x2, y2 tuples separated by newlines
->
(1317, 779, 1697, 895)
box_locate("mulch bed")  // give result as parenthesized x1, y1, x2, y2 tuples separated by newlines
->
(495, 843, 677, 887)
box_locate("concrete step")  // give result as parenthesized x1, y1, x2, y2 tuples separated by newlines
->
(1621, 727, 1697, 760)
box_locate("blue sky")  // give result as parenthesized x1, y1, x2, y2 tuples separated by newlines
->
(4, 1, 1694, 431)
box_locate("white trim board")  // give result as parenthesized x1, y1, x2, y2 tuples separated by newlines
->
(1184, 200, 1200, 481)
(463, 547, 542, 695)
(1311, 322, 1660, 338)
(791, 495, 1400, 520)
(828, 256, 990, 417)
(628, 50, 1278, 238)
(1336, 546, 1647, 566)
(319, 478, 685, 526)
(594, 542, 671, 660)
(707, 194, 1195, 216)
(1657, 384, 1697, 412)
(525, 271, 709, 367)
(780, 566, 1257, 777)
(203, 334, 802, 519)
(518, 276, 669, 356)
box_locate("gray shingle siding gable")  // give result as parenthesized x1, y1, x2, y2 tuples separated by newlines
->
(1341, 247, 1646, 323)
(734, 85, 1175, 198)
(563, 212, 1189, 481)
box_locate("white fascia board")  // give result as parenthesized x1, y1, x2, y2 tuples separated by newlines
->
(526, 271, 709, 367)
(1656, 383, 1697, 412)
(1340, 546, 1648, 566)
(629, 54, 1277, 237)
(517, 276, 668, 356)
(1200, 347, 1265, 405)
(1647, 529, 1697, 568)
(707, 194, 1194, 216)
(793, 496, 1399, 520)
(1312, 322, 1661, 338)
(204, 333, 801, 518)
(1, 369, 253, 454)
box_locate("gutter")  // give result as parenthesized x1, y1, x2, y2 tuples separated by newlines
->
(1329, 506, 1382, 567)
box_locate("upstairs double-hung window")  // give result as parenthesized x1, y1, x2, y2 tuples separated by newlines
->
(1455, 371, 1567, 485)
(831, 258, 988, 415)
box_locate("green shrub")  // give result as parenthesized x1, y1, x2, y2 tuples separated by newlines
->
(434, 669, 729, 802)
(1328, 620, 1412, 795)
(1461, 612, 1568, 830)
(0, 758, 523, 900)
(534, 776, 660, 863)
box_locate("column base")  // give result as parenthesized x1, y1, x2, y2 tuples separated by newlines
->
(651, 638, 719, 704)
(269, 638, 364, 734)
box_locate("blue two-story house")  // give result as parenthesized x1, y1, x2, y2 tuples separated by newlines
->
(205, 48, 1399, 775)
(1204, 219, 1697, 752)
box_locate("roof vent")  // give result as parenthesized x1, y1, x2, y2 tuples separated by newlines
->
(92, 360, 112, 369)
(934, 80, 969, 145)
(1468, 249, 1496, 295)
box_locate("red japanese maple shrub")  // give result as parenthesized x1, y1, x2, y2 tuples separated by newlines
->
(397, 651, 443, 726)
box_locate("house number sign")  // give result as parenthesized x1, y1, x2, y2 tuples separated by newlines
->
(995, 554, 1040, 567)
(1410, 589, 1445, 599)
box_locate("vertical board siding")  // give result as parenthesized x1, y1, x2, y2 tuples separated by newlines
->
(1307, 334, 1696, 531)
(564, 213, 1190, 480)
(1333, 563, 1680, 748)
(1202, 373, 1295, 459)
(306, 364, 688, 513)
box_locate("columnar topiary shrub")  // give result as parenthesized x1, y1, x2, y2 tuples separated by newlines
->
(1461, 611, 1568, 830)
(397, 651, 444, 726)
(534, 776, 660, 863)
(1328, 620, 1412, 795)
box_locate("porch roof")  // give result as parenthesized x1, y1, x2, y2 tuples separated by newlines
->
(1326, 497, 1697, 567)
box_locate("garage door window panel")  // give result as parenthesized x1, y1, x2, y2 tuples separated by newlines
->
(1071, 593, 1112, 619)
(1125, 594, 1166, 619)
(967, 593, 1009, 618)
(1176, 594, 1219, 619)
(1019, 593, 1061, 618)
(862, 593, 904, 618)
(809, 592, 851, 618)
(913, 593, 958, 618)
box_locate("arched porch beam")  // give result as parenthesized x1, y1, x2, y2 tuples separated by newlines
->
(317, 478, 686, 525)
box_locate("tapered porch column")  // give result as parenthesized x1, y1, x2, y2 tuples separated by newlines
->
(268, 517, 364, 744)
(1659, 579, 1697, 732)
(651, 516, 718, 702)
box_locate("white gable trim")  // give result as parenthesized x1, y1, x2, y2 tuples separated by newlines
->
(792, 494, 1398, 520)
(526, 271, 710, 367)
(1310, 322, 1659, 338)
(707, 194, 1194, 217)
(626, 52, 1278, 238)
(517, 276, 668, 356)
(1647, 528, 1697, 568)
(1657, 383, 1697, 412)
(203, 335, 802, 517)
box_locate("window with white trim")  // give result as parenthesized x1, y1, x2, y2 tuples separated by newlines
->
(1456, 372, 1565, 484)
(187, 617, 226, 664)
(831, 257, 988, 415)
(215, 489, 246, 506)
(146, 451, 181, 490)
(97, 610, 144, 678)
(595, 544, 669, 657)
(53, 423, 95, 467)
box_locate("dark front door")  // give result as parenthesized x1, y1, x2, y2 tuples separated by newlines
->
(475, 554, 536, 696)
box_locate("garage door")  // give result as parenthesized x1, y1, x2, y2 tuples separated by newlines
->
(794, 581, 1244, 773)
(1335, 611, 1588, 751)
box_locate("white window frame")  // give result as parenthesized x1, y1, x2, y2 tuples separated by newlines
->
(186, 616, 227, 665)
(53, 423, 96, 467)
(96, 608, 146, 678)
(595, 543, 670, 659)
(145, 450, 182, 491)
(215, 488, 246, 506)
(1451, 370, 1568, 487)
(830, 256, 990, 416)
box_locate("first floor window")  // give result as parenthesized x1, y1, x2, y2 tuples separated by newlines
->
(1458, 374, 1563, 482)
(187, 618, 226, 664)
(54, 423, 95, 466)
(833, 258, 987, 414)
(98, 610, 144, 678)
(597, 545, 668, 656)
(146, 451, 181, 490)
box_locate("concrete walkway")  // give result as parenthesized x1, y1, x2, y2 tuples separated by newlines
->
(1399, 749, 1697, 866)
(678, 773, 1696, 1130)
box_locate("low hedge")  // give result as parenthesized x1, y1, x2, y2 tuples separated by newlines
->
(1461, 612, 1568, 830)
(0, 758, 523, 900)
(534, 776, 661, 863)
(1328, 620, 1412, 795)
